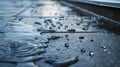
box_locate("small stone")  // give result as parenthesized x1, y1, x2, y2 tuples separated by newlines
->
(64, 25, 68, 30)
(19, 18, 23, 21)
(65, 25, 68, 29)
(65, 34, 69, 38)
(67, 29, 76, 32)
(65, 25, 68, 28)
(101, 45, 106, 49)
(31, 10, 37, 14)
(60, 23, 63, 26)
(81, 48, 86, 53)
(37, 29, 41, 32)
(56, 47, 60, 51)
(48, 36, 61, 40)
(79, 36, 84, 39)
(49, 27, 53, 30)
(35, 37, 38, 40)
(44, 19, 52, 24)
(57, 22, 63, 26)
(90, 39, 94, 42)
(58, 26, 61, 29)
(52, 24, 56, 27)
(76, 23, 80, 26)
(34, 22, 41, 25)
(89, 52, 94, 57)
(56, 22, 61, 24)
(82, 28, 88, 30)
(65, 43, 69, 48)
(80, 40, 82, 42)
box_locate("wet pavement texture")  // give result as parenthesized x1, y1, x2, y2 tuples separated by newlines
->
(0, 0, 120, 67)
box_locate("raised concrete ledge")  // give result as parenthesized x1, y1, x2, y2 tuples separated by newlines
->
(66, 0, 120, 9)
(64, 0, 120, 23)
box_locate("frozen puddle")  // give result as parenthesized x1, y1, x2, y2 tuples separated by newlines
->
(0, 20, 47, 62)
(0, 19, 79, 67)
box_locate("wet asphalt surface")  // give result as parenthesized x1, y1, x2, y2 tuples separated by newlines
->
(0, 0, 120, 67)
